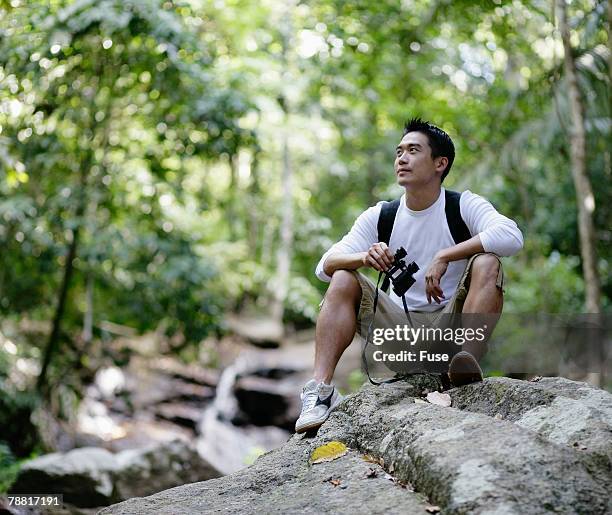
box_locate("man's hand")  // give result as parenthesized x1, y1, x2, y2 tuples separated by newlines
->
(362, 242, 394, 272)
(425, 252, 449, 304)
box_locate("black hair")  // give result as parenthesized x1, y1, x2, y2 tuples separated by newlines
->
(402, 117, 455, 182)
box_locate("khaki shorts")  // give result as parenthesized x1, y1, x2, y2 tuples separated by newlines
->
(319, 252, 504, 336)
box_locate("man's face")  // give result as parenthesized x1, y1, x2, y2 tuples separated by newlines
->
(394, 131, 447, 188)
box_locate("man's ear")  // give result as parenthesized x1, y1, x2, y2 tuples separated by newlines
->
(435, 156, 448, 173)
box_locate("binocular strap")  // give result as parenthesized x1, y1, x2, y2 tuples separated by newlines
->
(361, 271, 413, 386)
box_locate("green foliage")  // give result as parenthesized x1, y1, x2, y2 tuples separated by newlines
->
(285, 276, 322, 324)
(0, 0, 254, 361)
(347, 369, 367, 393)
(504, 252, 586, 313)
(0, 441, 19, 494)
(0, 0, 608, 399)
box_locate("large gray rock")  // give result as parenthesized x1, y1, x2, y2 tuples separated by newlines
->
(10, 440, 221, 508)
(111, 440, 222, 501)
(11, 447, 116, 508)
(101, 434, 433, 515)
(450, 376, 612, 480)
(101, 376, 612, 514)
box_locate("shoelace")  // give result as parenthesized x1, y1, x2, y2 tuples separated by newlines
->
(301, 389, 320, 412)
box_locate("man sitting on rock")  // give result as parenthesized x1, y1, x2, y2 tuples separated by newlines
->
(295, 117, 524, 434)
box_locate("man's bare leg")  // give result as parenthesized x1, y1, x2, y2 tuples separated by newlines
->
(460, 253, 503, 361)
(313, 270, 362, 384)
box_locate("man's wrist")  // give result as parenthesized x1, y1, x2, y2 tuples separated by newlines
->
(435, 249, 452, 263)
(359, 251, 368, 267)
(324, 252, 368, 276)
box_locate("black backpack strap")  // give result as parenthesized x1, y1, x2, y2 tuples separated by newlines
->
(376, 199, 401, 293)
(377, 198, 401, 246)
(444, 190, 471, 244)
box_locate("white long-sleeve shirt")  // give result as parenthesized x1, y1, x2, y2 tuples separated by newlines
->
(315, 188, 524, 312)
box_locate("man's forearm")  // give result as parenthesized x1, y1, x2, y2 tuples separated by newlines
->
(436, 235, 485, 263)
(323, 235, 485, 277)
(323, 252, 367, 277)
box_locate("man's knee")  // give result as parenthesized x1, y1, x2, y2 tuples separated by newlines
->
(326, 270, 362, 302)
(471, 254, 501, 287)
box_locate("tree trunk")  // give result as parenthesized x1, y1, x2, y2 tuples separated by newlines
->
(81, 190, 100, 345)
(609, 0, 612, 92)
(82, 272, 94, 344)
(271, 106, 294, 325)
(366, 110, 379, 206)
(228, 152, 238, 241)
(557, 0, 601, 314)
(248, 150, 262, 259)
(37, 155, 90, 394)
(37, 225, 81, 393)
(270, 3, 295, 328)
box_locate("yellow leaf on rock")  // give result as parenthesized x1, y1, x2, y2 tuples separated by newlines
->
(309, 441, 348, 464)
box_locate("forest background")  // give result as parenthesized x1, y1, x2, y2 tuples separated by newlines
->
(0, 0, 610, 489)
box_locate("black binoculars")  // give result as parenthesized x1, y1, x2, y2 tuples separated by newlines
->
(384, 247, 419, 297)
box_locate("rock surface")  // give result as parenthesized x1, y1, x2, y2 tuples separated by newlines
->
(101, 376, 612, 514)
(9, 440, 221, 508)
(450, 376, 612, 483)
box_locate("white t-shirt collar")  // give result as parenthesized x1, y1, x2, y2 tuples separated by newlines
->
(401, 187, 445, 217)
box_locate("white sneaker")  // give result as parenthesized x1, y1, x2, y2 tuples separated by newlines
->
(295, 379, 344, 433)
